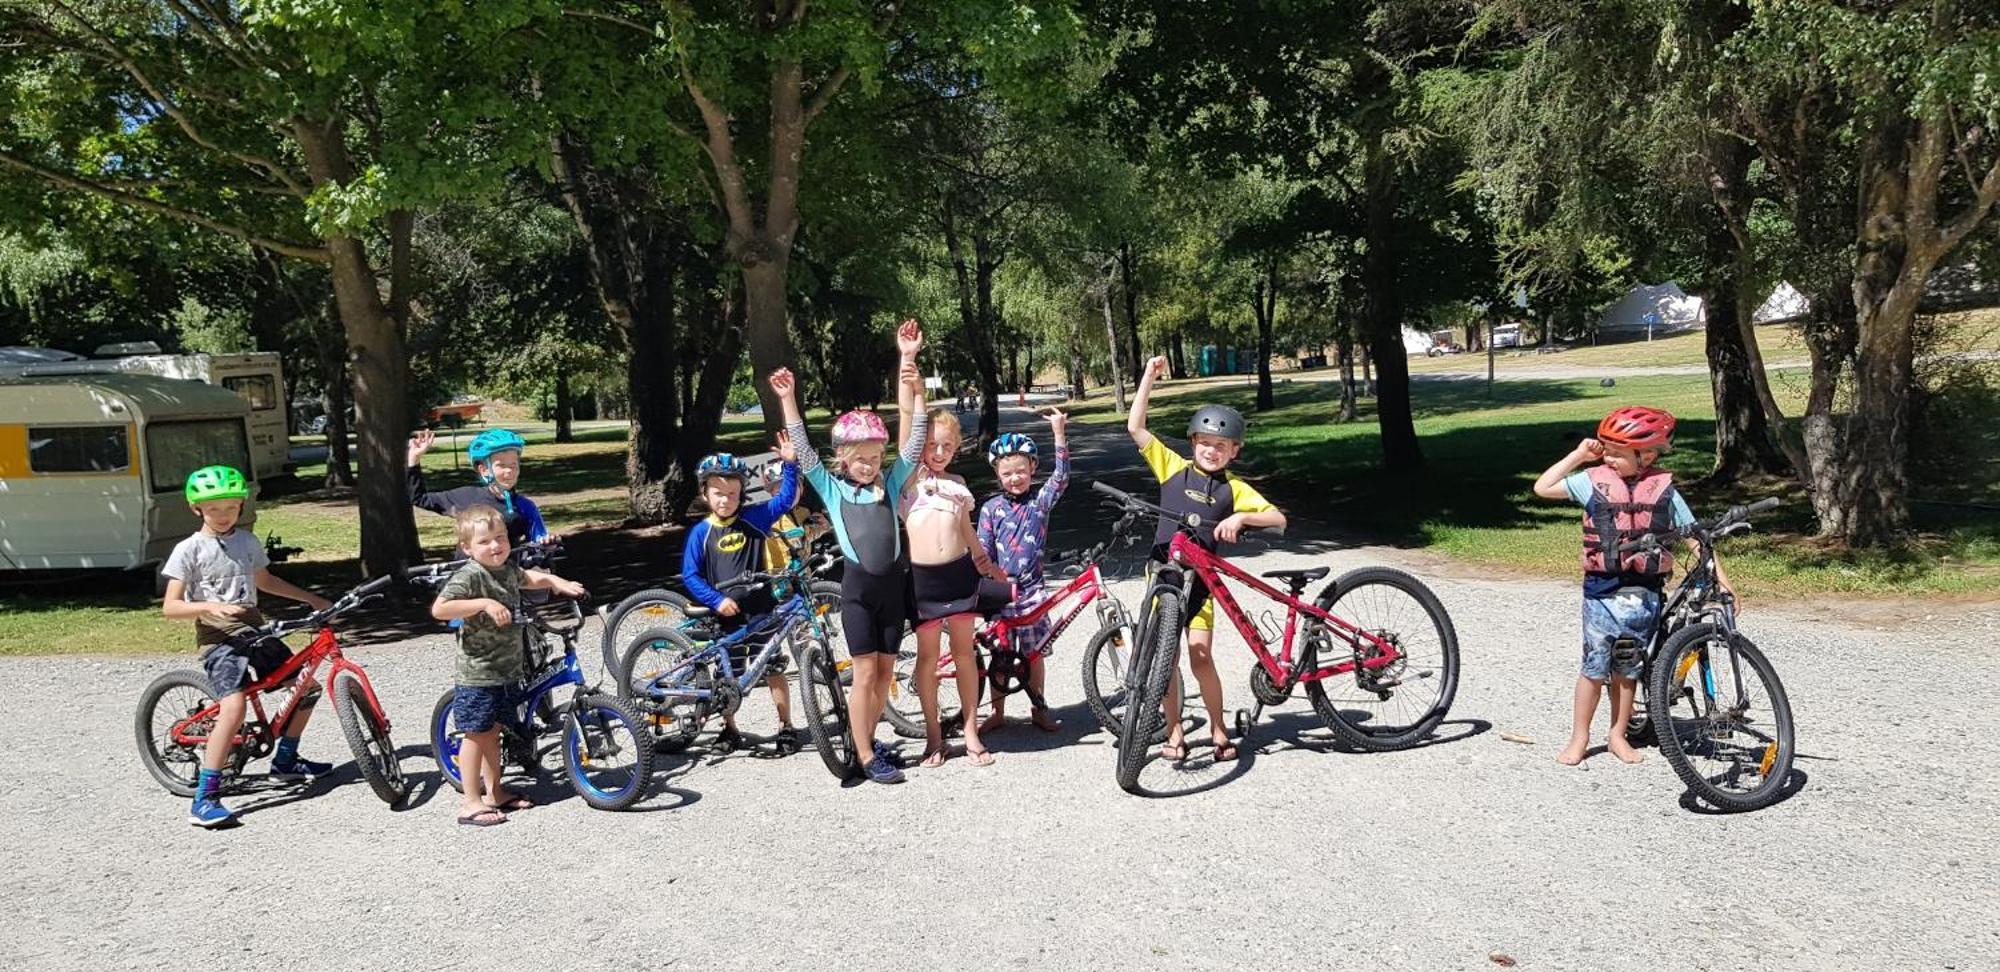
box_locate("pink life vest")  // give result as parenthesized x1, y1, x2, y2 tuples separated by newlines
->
(1580, 464, 1677, 577)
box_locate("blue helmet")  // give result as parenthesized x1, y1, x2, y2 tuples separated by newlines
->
(987, 433, 1038, 465)
(467, 429, 527, 463)
(696, 452, 748, 483)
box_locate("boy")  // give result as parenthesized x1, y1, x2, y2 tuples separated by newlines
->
(160, 465, 333, 828)
(431, 506, 585, 826)
(683, 445, 803, 754)
(1127, 356, 1287, 762)
(976, 409, 1071, 734)
(1532, 405, 1732, 766)
(408, 428, 549, 546)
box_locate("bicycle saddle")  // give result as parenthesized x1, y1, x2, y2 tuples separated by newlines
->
(681, 604, 714, 618)
(1261, 567, 1330, 590)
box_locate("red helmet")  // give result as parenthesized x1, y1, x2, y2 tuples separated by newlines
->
(1597, 406, 1675, 451)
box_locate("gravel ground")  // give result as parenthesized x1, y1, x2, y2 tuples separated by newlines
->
(10, 409, 1996, 972)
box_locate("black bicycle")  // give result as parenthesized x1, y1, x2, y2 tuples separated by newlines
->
(1618, 497, 1797, 812)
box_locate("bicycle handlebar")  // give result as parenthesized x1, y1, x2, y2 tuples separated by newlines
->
(1617, 498, 1784, 555)
(258, 574, 395, 639)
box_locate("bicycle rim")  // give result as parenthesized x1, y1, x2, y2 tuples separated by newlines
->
(1308, 567, 1459, 748)
(565, 699, 647, 808)
(1651, 627, 1794, 811)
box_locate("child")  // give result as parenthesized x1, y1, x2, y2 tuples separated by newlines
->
(408, 428, 549, 546)
(759, 457, 826, 576)
(1127, 356, 1287, 762)
(682, 446, 802, 754)
(976, 410, 1071, 734)
(898, 361, 1012, 768)
(431, 506, 586, 826)
(160, 465, 334, 828)
(1532, 405, 1729, 766)
(773, 321, 930, 784)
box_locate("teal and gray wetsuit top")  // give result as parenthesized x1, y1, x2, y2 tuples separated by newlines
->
(787, 413, 927, 576)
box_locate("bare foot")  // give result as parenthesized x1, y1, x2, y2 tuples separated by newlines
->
(979, 711, 1007, 735)
(1030, 708, 1061, 732)
(1556, 742, 1588, 766)
(1607, 739, 1646, 764)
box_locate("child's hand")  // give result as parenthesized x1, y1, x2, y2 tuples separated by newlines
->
(305, 594, 334, 613)
(1144, 356, 1170, 381)
(482, 600, 513, 626)
(555, 578, 587, 599)
(406, 430, 435, 466)
(773, 435, 796, 464)
(768, 367, 796, 399)
(717, 597, 740, 617)
(1043, 407, 1068, 442)
(1577, 438, 1605, 461)
(896, 318, 924, 357)
(1214, 513, 1250, 544)
(208, 602, 251, 621)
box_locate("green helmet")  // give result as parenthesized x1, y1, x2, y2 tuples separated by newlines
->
(184, 465, 249, 504)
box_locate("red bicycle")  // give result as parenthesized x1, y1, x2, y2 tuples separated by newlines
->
(1088, 482, 1460, 793)
(884, 509, 1146, 739)
(135, 575, 408, 806)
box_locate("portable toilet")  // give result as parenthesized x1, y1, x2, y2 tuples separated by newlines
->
(1198, 345, 1219, 377)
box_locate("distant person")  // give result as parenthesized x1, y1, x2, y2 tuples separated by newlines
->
(1531, 406, 1733, 766)
(160, 466, 333, 828)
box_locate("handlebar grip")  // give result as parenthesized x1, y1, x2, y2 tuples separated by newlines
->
(1745, 497, 1782, 516)
(1091, 480, 1133, 501)
(356, 575, 394, 596)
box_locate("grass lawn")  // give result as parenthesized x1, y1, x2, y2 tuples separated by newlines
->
(1071, 369, 2000, 599)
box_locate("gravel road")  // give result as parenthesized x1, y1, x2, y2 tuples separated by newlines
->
(10, 406, 1996, 972)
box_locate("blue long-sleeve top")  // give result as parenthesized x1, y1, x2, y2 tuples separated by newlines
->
(681, 462, 800, 610)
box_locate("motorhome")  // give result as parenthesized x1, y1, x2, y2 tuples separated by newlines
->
(2, 345, 290, 478)
(0, 374, 257, 572)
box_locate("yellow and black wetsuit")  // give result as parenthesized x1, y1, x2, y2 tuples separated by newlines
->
(1142, 439, 1275, 631)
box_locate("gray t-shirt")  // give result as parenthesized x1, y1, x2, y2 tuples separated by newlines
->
(161, 529, 268, 608)
(436, 561, 528, 687)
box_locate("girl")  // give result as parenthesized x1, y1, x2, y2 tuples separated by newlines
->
(772, 322, 929, 784)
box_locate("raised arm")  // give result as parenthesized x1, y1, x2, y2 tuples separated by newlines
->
(1036, 409, 1071, 512)
(1128, 355, 1169, 449)
(770, 368, 822, 477)
(895, 318, 924, 446)
(1534, 438, 1603, 501)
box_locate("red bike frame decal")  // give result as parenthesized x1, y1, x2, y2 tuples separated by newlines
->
(171, 626, 349, 748)
(1167, 534, 1402, 684)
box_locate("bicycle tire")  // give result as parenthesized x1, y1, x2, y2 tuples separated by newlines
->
(885, 625, 961, 739)
(598, 588, 694, 678)
(428, 687, 465, 793)
(331, 671, 407, 806)
(1647, 624, 1795, 812)
(1116, 589, 1181, 794)
(1305, 566, 1460, 752)
(1081, 617, 1167, 742)
(615, 625, 704, 753)
(134, 669, 224, 798)
(561, 693, 654, 811)
(798, 638, 860, 780)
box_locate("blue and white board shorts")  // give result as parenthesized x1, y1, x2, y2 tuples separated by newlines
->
(1581, 588, 1661, 681)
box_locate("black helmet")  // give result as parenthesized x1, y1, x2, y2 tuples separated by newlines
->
(1187, 404, 1245, 442)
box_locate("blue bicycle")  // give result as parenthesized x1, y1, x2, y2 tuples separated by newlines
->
(614, 568, 839, 758)
(409, 565, 655, 812)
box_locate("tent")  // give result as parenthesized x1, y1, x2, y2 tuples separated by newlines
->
(1598, 282, 1706, 336)
(1753, 282, 1810, 323)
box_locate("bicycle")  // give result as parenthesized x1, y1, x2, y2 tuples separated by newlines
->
(614, 566, 841, 757)
(1614, 497, 1796, 812)
(598, 526, 841, 679)
(135, 575, 408, 806)
(1089, 481, 1460, 793)
(881, 509, 1147, 740)
(409, 563, 654, 812)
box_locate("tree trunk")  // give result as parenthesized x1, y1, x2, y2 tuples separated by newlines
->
(741, 258, 795, 434)
(1169, 331, 1188, 379)
(553, 371, 574, 443)
(676, 281, 745, 513)
(1066, 313, 1088, 403)
(314, 295, 354, 488)
(1360, 127, 1421, 469)
(1119, 240, 1143, 384)
(1361, 343, 1375, 397)
(941, 193, 1005, 441)
(1336, 334, 1358, 422)
(1252, 256, 1276, 411)
(1100, 268, 1126, 414)
(1694, 127, 1794, 484)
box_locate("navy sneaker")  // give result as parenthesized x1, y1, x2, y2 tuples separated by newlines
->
(871, 740, 906, 769)
(864, 754, 905, 784)
(189, 797, 237, 829)
(269, 755, 334, 781)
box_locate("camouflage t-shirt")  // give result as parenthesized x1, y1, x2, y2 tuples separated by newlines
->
(436, 561, 527, 687)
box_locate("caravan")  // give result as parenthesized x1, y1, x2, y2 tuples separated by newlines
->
(0, 374, 257, 571)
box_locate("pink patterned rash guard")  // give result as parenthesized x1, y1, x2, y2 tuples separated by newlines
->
(976, 446, 1071, 655)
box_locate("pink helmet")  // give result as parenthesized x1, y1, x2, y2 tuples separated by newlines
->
(831, 409, 889, 446)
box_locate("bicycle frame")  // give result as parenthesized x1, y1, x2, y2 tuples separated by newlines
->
(169, 627, 393, 751)
(1157, 531, 1405, 689)
(636, 591, 817, 706)
(981, 561, 1120, 657)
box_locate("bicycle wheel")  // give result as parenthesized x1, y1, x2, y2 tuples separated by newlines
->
(1305, 567, 1460, 752)
(615, 625, 704, 753)
(886, 625, 960, 739)
(134, 669, 223, 798)
(331, 672, 407, 806)
(798, 637, 861, 779)
(1648, 624, 1795, 812)
(599, 588, 694, 678)
(1081, 617, 1156, 741)
(428, 688, 466, 792)
(1116, 590, 1181, 794)
(562, 693, 654, 811)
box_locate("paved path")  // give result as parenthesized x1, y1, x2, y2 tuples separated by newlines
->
(10, 403, 1996, 971)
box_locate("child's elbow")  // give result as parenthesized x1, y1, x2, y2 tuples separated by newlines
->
(429, 600, 452, 621)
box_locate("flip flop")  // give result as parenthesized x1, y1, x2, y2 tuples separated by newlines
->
(457, 809, 507, 827)
(1158, 742, 1188, 762)
(920, 747, 949, 769)
(1211, 742, 1240, 762)
(965, 746, 995, 768)
(485, 796, 533, 812)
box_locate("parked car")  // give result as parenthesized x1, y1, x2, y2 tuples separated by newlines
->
(1492, 323, 1524, 349)
(1424, 330, 1465, 357)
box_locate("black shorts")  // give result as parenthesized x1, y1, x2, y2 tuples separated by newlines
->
(911, 554, 1014, 625)
(841, 562, 909, 656)
(202, 636, 294, 697)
